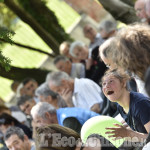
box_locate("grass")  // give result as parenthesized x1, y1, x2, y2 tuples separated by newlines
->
(0, 0, 80, 102)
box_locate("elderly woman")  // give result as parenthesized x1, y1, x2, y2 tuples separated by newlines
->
(70, 41, 107, 83)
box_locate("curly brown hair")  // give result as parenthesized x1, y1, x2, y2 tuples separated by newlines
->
(113, 23, 150, 80)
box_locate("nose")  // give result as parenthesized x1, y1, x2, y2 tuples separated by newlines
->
(103, 82, 110, 89)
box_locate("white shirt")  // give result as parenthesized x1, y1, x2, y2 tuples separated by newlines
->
(72, 78, 103, 110)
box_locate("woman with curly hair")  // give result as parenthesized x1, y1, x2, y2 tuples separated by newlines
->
(99, 23, 150, 81)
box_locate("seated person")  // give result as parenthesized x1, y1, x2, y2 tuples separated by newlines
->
(59, 41, 79, 63)
(69, 41, 107, 84)
(54, 55, 85, 79)
(46, 71, 103, 113)
(4, 126, 35, 150)
(17, 95, 36, 116)
(101, 69, 150, 143)
(0, 113, 32, 139)
(35, 82, 67, 108)
(35, 124, 117, 150)
(0, 105, 27, 124)
(98, 20, 117, 40)
(31, 102, 99, 133)
(22, 78, 39, 103)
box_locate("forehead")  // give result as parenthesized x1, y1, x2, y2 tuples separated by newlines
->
(24, 81, 34, 87)
(6, 134, 21, 144)
(135, 1, 144, 9)
(102, 75, 116, 81)
(49, 83, 61, 91)
(56, 60, 66, 66)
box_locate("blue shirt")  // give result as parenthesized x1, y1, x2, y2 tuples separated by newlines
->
(57, 107, 99, 126)
(117, 92, 150, 133)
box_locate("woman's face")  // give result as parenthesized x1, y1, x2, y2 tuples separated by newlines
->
(73, 46, 88, 60)
(100, 49, 116, 69)
(102, 75, 125, 102)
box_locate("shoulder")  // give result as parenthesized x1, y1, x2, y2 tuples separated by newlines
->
(75, 78, 99, 87)
(130, 92, 150, 103)
(130, 92, 150, 113)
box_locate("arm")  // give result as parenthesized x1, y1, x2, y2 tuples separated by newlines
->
(60, 89, 74, 107)
(106, 124, 148, 142)
(90, 103, 100, 113)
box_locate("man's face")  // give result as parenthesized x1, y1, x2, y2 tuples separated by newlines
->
(60, 44, 71, 58)
(20, 100, 35, 115)
(24, 81, 38, 97)
(5, 134, 28, 150)
(134, 0, 148, 20)
(55, 60, 70, 75)
(73, 46, 88, 61)
(33, 114, 54, 127)
(49, 80, 71, 95)
(84, 25, 96, 40)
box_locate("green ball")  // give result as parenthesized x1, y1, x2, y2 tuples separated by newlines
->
(81, 115, 125, 148)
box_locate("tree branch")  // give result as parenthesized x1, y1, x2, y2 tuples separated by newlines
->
(4, 0, 60, 54)
(0, 38, 56, 57)
(0, 65, 50, 84)
(98, 0, 139, 24)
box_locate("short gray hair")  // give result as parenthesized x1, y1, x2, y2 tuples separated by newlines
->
(31, 102, 56, 120)
(4, 126, 25, 141)
(46, 71, 70, 86)
(53, 55, 69, 65)
(69, 41, 85, 58)
(35, 82, 58, 99)
(99, 20, 117, 34)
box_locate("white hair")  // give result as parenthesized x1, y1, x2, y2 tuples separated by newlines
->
(31, 102, 56, 120)
(69, 41, 85, 58)
(46, 71, 70, 87)
(99, 20, 117, 34)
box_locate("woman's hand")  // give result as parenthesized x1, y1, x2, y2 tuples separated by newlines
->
(105, 124, 130, 140)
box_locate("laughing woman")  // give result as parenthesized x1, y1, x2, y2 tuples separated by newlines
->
(101, 69, 150, 143)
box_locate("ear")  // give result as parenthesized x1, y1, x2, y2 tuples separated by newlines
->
(61, 79, 68, 85)
(24, 135, 28, 141)
(45, 112, 51, 120)
(47, 96, 52, 102)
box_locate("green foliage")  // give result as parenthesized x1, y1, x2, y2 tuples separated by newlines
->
(0, 3, 17, 29)
(0, 27, 15, 44)
(17, 0, 71, 43)
(0, 27, 14, 71)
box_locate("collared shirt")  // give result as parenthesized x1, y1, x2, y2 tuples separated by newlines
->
(72, 78, 103, 110)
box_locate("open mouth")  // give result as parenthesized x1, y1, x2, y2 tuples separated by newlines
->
(107, 91, 114, 95)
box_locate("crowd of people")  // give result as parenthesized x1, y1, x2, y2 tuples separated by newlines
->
(1, 0, 150, 150)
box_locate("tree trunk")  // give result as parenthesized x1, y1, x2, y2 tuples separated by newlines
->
(120, 0, 135, 7)
(0, 65, 50, 84)
(98, 0, 139, 24)
(17, 0, 71, 44)
(4, 0, 60, 54)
